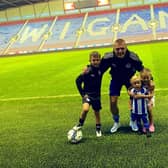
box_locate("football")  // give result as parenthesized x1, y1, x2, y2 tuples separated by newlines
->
(67, 129, 83, 144)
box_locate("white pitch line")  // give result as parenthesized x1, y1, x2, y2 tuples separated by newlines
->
(0, 94, 80, 101)
(0, 88, 168, 102)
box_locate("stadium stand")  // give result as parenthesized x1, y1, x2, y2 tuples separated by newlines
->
(0, 23, 22, 54)
(0, 2, 168, 55)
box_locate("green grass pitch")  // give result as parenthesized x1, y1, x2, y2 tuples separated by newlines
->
(0, 41, 168, 168)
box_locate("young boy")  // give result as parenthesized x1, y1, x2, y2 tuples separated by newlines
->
(128, 74, 152, 137)
(140, 68, 155, 132)
(73, 51, 103, 137)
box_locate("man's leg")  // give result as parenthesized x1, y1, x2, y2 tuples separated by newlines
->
(110, 96, 119, 120)
(110, 96, 120, 133)
(109, 80, 122, 133)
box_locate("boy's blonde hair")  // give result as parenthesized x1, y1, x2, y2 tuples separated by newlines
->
(130, 74, 141, 84)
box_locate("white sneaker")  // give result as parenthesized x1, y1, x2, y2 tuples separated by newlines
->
(130, 121, 138, 131)
(73, 125, 81, 131)
(96, 130, 102, 137)
(110, 122, 120, 133)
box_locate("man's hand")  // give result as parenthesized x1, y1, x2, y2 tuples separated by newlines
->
(82, 66, 89, 74)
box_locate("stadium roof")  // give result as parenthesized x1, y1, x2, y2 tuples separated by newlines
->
(0, 0, 52, 11)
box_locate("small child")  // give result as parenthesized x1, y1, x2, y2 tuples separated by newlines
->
(128, 74, 152, 137)
(73, 51, 103, 137)
(140, 68, 155, 132)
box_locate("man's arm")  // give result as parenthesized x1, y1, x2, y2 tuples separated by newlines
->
(100, 52, 113, 74)
(130, 52, 144, 72)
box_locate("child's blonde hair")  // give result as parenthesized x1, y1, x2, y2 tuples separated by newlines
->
(130, 74, 141, 84)
(140, 68, 152, 80)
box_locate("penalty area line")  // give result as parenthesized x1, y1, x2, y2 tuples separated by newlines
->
(0, 88, 168, 102)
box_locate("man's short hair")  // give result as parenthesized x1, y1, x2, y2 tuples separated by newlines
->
(114, 38, 126, 44)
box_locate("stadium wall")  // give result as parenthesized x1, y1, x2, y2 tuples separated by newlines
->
(0, 2, 168, 56)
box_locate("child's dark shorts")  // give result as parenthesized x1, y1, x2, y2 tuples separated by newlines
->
(82, 95, 101, 111)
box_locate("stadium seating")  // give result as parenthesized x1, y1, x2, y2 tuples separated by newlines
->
(0, 3, 168, 55)
(0, 23, 22, 54)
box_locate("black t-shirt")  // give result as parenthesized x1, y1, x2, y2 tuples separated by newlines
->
(76, 65, 103, 98)
(100, 50, 144, 82)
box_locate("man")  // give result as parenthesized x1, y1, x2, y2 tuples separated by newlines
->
(100, 38, 144, 133)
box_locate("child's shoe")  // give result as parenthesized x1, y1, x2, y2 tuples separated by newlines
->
(130, 121, 138, 131)
(96, 130, 102, 137)
(73, 125, 81, 131)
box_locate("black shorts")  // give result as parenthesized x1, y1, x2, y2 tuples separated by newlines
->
(109, 79, 131, 96)
(82, 96, 101, 111)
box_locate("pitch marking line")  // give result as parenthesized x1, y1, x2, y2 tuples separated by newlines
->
(0, 88, 167, 102)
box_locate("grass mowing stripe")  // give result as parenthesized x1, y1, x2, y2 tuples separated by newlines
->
(0, 87, 167, 101)
(0, 41, 167, 168)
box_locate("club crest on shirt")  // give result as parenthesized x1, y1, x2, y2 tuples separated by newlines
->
(111, 63, 117, 68)
(125, 63, 131, 68)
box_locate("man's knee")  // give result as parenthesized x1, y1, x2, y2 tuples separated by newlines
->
(110, 96, 118, 105)
(110, 101, 117, 110)
(110, 96, 119, 113)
